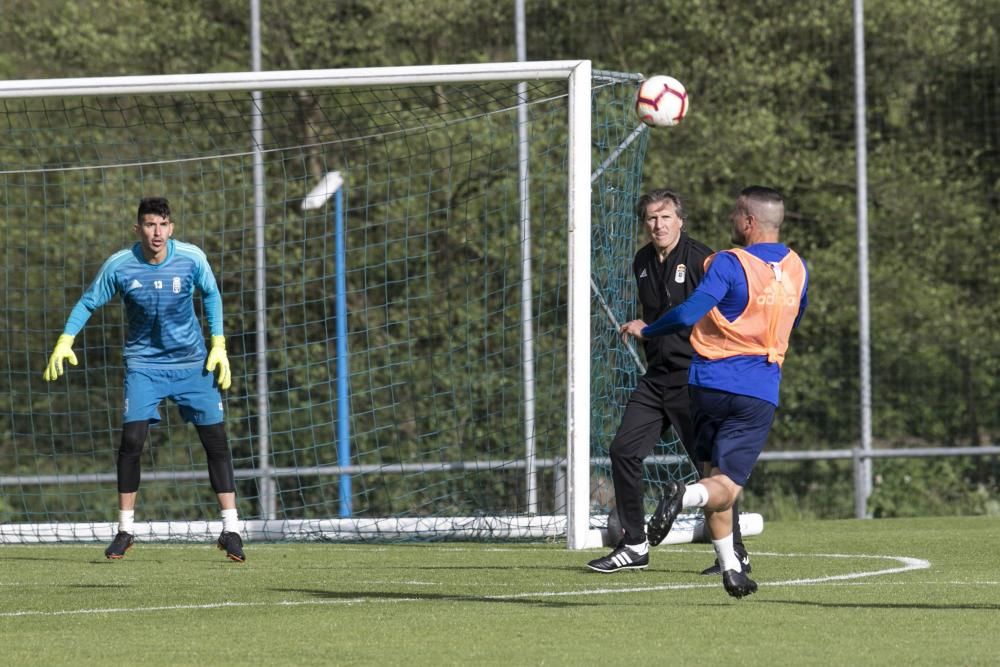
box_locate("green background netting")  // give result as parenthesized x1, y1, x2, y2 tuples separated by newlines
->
(1, 73, 683, 541)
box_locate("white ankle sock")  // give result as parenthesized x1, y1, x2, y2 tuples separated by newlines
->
(712, 533, 743, 573)
(118, 510, 135, 534)
(221, 508, 240, 533)
(626, 540, 649, 556)
(682, 483, 710, 508)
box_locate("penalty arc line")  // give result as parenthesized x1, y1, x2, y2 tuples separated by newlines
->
(490, 552, 932, 599)
(0, 552, 931, 617)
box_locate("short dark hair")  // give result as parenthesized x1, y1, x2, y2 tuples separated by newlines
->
(137, 197, 171, 223)
(636, 188, 685, 222)
(739, 185, 785, 228)
(739, 185, 783, 207)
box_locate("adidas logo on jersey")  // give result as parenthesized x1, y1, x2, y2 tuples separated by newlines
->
(639, 269, 648, 279)
(129, 279, 143, 290)
(756, 283, 797, 307)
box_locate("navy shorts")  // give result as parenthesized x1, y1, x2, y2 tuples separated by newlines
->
(123, 366, 224, 426)
(690, 385, 775, 487)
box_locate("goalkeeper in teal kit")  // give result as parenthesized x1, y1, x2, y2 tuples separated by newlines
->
(43, 197, 245, 562)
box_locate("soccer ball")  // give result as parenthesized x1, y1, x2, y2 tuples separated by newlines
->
(635, 75, 689, 127)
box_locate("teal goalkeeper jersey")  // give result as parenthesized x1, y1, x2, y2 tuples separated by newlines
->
(63, 240, 224, 369)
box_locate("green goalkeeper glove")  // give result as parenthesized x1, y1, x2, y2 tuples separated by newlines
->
(43, 334, 78, 381)
(206, 335, 232, 391)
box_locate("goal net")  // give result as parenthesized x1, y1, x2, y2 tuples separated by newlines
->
(0, 61, 703, 547)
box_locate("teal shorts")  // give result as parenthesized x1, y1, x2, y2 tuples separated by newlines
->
(123, 366, 224, 425)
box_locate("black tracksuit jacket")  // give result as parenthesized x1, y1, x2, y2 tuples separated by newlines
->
(631, 232, 714, 386)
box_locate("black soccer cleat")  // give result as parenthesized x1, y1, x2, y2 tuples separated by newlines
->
(701, 545, 752, 576)
(104, 531, 135, 560)
(217, 531, 246, 563)
(586, 543, 649, 573)
(646, 481, 685, 547)
(722, 569, 758, 599)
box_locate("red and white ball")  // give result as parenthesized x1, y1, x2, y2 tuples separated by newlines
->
(635, 75, 689, 127)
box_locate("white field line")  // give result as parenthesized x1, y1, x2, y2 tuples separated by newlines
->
(494, 552, 931, 599)
(0, 599, 376, 617)
(0, 551, 931, 618)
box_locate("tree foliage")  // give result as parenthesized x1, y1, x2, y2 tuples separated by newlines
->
(0, 0, 996, 521)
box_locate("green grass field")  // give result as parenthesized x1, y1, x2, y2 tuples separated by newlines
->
(2, 516, 998, 666)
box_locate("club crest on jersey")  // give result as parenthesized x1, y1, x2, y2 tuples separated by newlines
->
(674, 264, 687, 283)
(172, 276, 181, 293)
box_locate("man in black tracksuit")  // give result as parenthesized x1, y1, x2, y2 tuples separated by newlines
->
(587, 188, 749, 574)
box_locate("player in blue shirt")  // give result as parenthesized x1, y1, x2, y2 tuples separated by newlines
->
(43, 197, 246, 562)
(627, 186, 809, 597)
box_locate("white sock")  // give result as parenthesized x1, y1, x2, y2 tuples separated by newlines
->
(118, 510, 135, 534)
(712, 533, 743, 573)
(221, 508, 240, 533)
(625, 540, 649, 556)
(682, 483, 710, 508)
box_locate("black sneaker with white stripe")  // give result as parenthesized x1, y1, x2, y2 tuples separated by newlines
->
(586, 543, 649, 573)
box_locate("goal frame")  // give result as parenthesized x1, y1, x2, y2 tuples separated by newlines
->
(0, 61, 600, 549)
